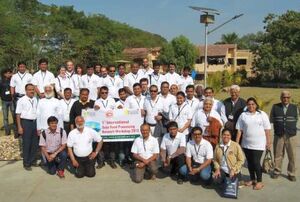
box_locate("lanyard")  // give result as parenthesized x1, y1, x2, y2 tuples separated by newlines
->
(17, 72, 26, 81)
(175, 104, 187, 121)
(41, 71, 47, 82)
(149, 97, 159, 109)
(101, 100, 109, 109)
(204, 111, 210, 121)
(188, 99, 194, 107)
(110, 78, 115, 86)
(143, 139, 147, 152)
(132, 73, 138, 81)
(194, 144, 201, 156)
(135, 96, 142, 107)
(153, 74, 160, 82)
(87, 75, 91, 84)
(28, 99, 34, 108)
(64, 99, 72, 111)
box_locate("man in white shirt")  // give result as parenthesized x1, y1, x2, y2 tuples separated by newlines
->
(165, 63, 182, 88)
(159, 81, 176, 120)
(10, 61, 33, 105)
(199, 87, 228, 124)
(36, 85, 63, 133)
(179, 127, 213, 183)
(160, 121, 186, 184)
(131, 123, 159, 183)
(169, 92, 193, 136)
(140, 78, 150, 98)
(115, 88, 128, 109)
(32, 58, 55, 99)
(103, 65, 123, 99)
(117, 64, 126, 85)
(138, 58, 153, 78)
(100, 66, 108, 79)
(81, 65, 102, 101)
(148, 62, 166, 92)
(185, 85, 200, 115)
(180, 67, 194, 92)
(15, 84, 38, 170)
(143, 85, 164, 137)
(66, 61, 81, 98)
(54, 65, 74, 99)
(124, 83, 145, 111)
(59, 88, 76, 134)
(67, 116, 103, 178)
(94, 86, 116, 111)
(124, 63, 144, 95)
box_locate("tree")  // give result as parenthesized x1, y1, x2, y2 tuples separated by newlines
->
(255, 11, 300, 81)
(216, 32, 239, 44)
(158, 35, 197, 72)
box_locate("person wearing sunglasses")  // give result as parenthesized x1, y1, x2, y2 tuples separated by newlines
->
(270, 91, 298, 182)
(103, 65, 123, 99)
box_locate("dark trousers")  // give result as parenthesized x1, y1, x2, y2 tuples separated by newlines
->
(46, 151, 67, 175)
(119, 141, 133, 163)
(99, 142, 118, 163)
(170, 154, 186, 178)
(74, 155, 96, 178)
(1, 100, 16, 135)
(63, 121, 71, 135)
(243, 148, 263, 182)
(21, 119, 38, 167)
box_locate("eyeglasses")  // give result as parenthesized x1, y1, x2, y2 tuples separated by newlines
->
(109, 70, 115, 72)
(150, 90, 158, 93)
(193, 133, 202, 136)
(282, 97, 290, 99)
(101, 92, 108, 94)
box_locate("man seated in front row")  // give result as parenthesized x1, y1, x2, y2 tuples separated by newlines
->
(160, 121, 186, 184)
(131, 123, 159, 183)
(67, 116, 103, 178)
(39, 116, 68, 178)
(179, 127, 213, 184)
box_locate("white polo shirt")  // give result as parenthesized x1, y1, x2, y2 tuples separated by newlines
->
(186, 97, 200, 115)
(59, 98, 76, 122)
(138, 68, 154, 78)
(186, 139, 213, 164)
(148, 73, 166, 91)
(94, 97, 116, 110)
(32, 70, 55, 93)
(15, 95, 37, 120)
(143, 96, 164, 125)
(165, 72, 182, 86)
(10, 72, 33, 94)
(81, 74, 102, 101)
(103, 75, 123, 98)
(115, 99, 126, 109)
(67, 127, 102, 157)
(124, 94, 145, 110)
(131, 135, 160, 159)
(159, 93, 176, 114)
(191, 109, 223, 136)
(54, 75, 74, 94)
(169, 103, 193, 135)
(71, 74, 82, 97)
(236, 111, 271, 150)
(123, 72, 144, 92)
(180, 75, 194, 92)
(160, 132, 186, 156)
(36, 97, 63, 130)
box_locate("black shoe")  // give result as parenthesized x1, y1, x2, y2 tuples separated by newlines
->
(288, 176, 296, 182)
(110, 161, 117, 169)
(31, 162, 39, 167)
(24, 166, 32, 171)
(177, 178, 184, 185)
(96, 162, 105, 169)
(271, 173, 280, 179)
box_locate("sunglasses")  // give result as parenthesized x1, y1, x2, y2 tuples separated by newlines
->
(193, 133, 202, 136)
(150, 90, 158, 93)
(101, 92, 108, 94)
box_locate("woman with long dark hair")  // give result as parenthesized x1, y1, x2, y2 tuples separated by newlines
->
(236, 97, 271, 190)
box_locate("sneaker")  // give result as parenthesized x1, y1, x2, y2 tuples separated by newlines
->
(24, 166, 32, 171)
(96, 162, 105, 169)
(288, 176, 296, 182)
(57, 170, 65, 179)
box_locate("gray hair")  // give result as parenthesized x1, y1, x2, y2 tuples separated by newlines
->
(281, 90, 291, 97)
(230, 85, 240, 92)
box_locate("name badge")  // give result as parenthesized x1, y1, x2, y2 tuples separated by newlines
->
(228, 115, 234, 120)
(5, 91, 10, 95)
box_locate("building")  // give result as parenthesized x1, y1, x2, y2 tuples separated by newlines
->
(195, 44, 254, 77)
(122, 47, 161, 64)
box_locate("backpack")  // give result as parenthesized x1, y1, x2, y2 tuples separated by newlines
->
(42, 128, 64, 141)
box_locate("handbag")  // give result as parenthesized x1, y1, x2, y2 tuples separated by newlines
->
(223, 176, 238, 199)
(262, 149, 274, 173)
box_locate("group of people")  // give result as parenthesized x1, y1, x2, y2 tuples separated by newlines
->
(0, 58, 298, 192)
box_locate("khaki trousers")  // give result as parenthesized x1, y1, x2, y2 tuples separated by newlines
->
(273, 134, 297, 176)
(133, 160, 158, 183)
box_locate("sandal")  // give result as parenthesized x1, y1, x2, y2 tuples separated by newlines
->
(253, 183, 264, 190)
(244, 181, 254, 186)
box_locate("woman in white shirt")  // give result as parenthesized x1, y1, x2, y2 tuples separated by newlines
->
(54, 65, 74, 99)
(236, 97, 271, 190)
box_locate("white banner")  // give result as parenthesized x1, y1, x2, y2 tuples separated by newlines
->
(82, 108, 143, 142)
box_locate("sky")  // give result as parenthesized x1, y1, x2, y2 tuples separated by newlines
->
(39, 0, 300, 45)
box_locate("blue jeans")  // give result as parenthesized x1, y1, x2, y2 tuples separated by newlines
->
(1, 100, 16, 135)
(46, 151, 67, 175)
(179, 164, 212, 181)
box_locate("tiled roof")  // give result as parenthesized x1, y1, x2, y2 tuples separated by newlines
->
(198, 44, 237, 57)
(123, 47, 161, 59)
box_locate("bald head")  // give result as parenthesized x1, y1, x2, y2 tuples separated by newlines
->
(75, 116, 85, 129)
(280, 90, 291, 105)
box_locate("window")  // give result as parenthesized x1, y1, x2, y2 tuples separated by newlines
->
(237, 59, 247, 65)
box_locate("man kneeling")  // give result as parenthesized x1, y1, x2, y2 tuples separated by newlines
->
(131, 123, 159, 183)
(39, 116, 68, 178)
(67, 116, 103, 178)
(179, 127, 213, 184)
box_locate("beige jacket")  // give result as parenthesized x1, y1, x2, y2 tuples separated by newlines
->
(214, 141, 245, 174)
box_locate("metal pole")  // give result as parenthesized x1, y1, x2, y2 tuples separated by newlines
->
(204, 23, 208, 88)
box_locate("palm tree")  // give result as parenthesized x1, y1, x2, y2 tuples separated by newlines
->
(216, 32, 239, 44)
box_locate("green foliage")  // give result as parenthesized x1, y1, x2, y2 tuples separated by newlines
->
(253, 96, 273, 111)
(158, 35, 197, 72)
(216, 32, 239, 44)
(0, 0, 166, 70)
(255, 10, 300, 82)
